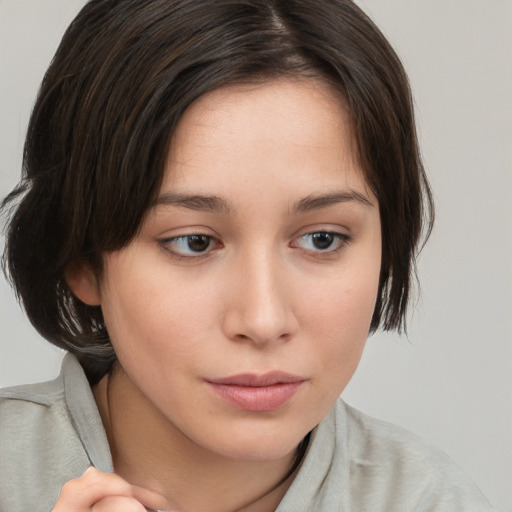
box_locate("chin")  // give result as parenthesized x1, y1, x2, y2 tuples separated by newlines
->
(203, 421, 310, 463)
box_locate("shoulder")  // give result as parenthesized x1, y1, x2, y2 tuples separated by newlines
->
(341, 400, 451, 465)
(278, 400, 493, 511)
(337, 400, 494, 511)
(0, 354, 109, 511)
(0, 354, 87, 439)
(0, 369, 69, 448)
(1, 370, 65, 408)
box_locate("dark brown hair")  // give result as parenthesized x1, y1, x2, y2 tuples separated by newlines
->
(2, 0, 433, 384)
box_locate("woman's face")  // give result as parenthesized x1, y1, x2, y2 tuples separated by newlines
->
(84, 79, 381, 461)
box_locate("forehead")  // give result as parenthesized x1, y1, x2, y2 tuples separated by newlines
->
(161, 78, 368, 199)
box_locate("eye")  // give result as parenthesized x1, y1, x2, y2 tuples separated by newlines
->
(294, 231, 349, 254)
(161, 234, 216, 258)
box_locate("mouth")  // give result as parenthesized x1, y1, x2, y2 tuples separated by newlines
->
(206, 372, 306, 412)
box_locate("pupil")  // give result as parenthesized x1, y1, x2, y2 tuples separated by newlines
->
(187, 235, 210, 252)
(312, 232, 333, 250)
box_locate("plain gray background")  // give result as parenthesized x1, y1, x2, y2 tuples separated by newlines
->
(1, 1, 511, 510)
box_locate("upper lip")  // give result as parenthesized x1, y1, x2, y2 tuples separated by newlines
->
(207, 372, 306, 387)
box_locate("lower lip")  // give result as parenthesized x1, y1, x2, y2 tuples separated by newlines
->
(207, 382, 303, 412)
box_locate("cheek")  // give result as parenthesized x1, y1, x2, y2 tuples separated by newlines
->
(302, 259, 381, 382)
(99, 256, 218, 373)
(99, 256, 172, 357)
(304, 258, 380, 337)
(310, 288, 373, 366)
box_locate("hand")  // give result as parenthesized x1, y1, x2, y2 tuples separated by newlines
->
(51, 467, 171, 512)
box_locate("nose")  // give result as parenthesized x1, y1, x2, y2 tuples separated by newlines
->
(221, 249, 298, 346)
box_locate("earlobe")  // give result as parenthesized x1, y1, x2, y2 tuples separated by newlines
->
(65, 262, 101, 306)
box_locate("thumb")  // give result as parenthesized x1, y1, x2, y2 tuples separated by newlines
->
(131, 484, 174, 511)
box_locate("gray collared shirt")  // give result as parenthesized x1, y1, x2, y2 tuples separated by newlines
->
(0, 354, 493, 511)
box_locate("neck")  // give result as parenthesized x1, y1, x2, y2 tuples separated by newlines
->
(93, 364, 304, 512)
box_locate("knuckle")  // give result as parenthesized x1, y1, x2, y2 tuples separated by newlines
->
(57, 468, 133, 504)
(83, 466, 101, 477)
(61, 467, 100, 492)
(59, 475, 83, 495)
(93, 496, 146, 512)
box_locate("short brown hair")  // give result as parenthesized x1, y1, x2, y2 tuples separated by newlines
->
(2, 0, 433, 384)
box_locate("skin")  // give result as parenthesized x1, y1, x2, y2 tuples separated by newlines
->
(64, 78, 382, 512)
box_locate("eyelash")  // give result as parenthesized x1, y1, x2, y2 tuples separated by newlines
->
(159, 231, 351, 261)
(159, 234, 220, 260)
(292, 231, 351, 258)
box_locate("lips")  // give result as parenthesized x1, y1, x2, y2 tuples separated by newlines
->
(206, 372, 305, 412)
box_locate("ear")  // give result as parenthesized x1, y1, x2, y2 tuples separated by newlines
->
(65, 261, 101, 306)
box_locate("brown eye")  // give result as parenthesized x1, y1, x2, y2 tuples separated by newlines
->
(294, 231, 350, 254)
(162, 234, 215, 257)
(186, 235, 211, 252)
(311, 232, 335, 250)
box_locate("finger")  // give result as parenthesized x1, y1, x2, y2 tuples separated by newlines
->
(52, 467, 172, 512)
(130, 484, 172, 512)
(92, 496, 146, 512)
(53, 467, 133, 511)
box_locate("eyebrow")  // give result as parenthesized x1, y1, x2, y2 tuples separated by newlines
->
(153, 189, 373, 215)
(154, 193, 233, 214)
(292, 191, 374, 213)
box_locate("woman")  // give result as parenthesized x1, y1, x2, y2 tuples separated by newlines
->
(0, 1, 493, 510)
